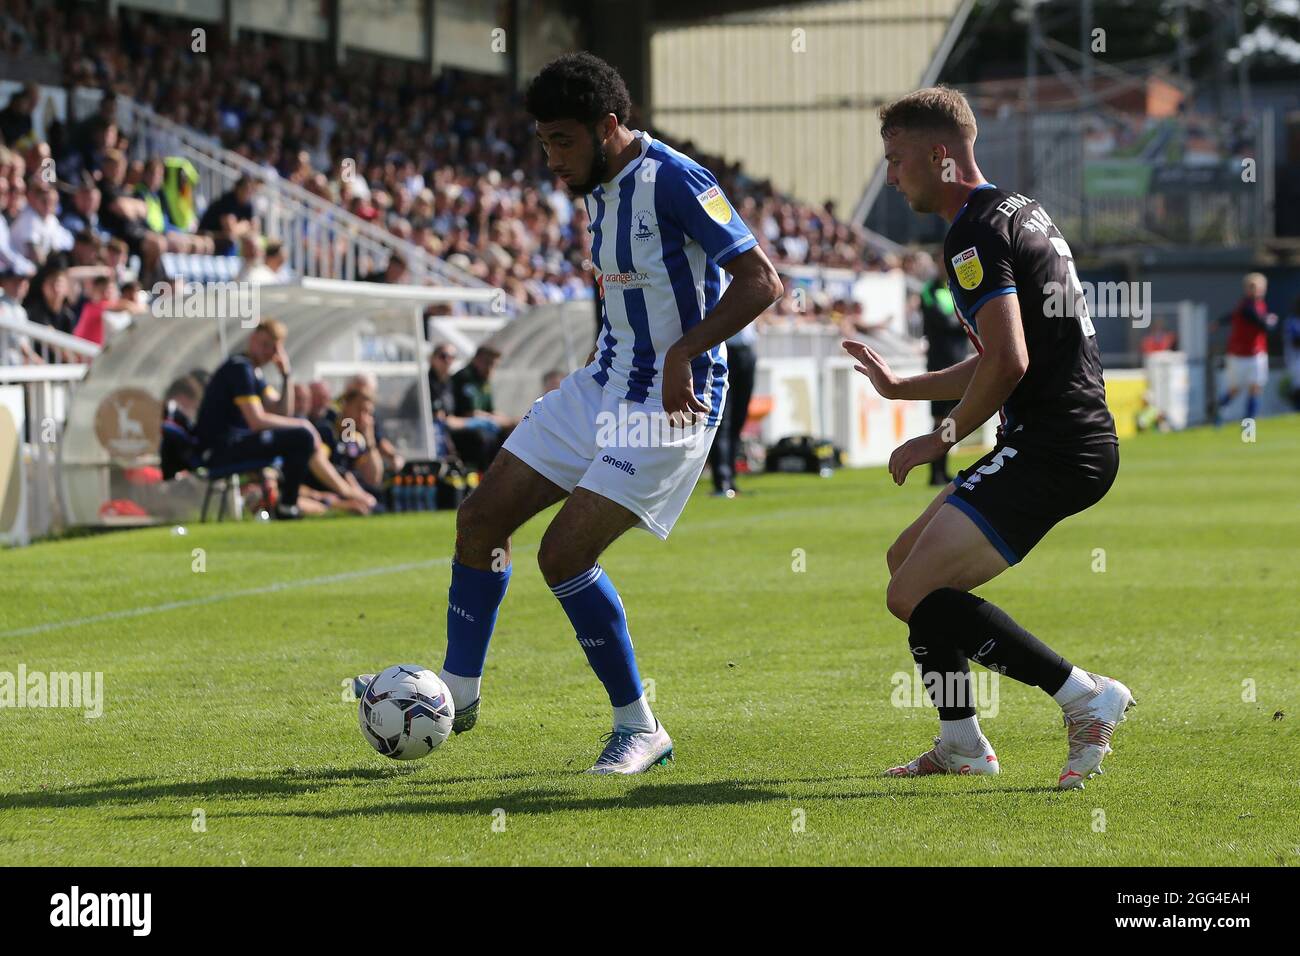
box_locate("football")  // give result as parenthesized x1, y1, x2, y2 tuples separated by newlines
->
(357, 665, 456, 760)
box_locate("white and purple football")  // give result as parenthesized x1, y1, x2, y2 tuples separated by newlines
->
(358, 665, 455, 760)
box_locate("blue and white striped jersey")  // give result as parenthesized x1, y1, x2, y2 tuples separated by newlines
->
(583, 130, 757, 426)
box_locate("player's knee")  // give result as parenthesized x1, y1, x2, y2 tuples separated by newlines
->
(455, 491, 509, 557)
(886, 536, 910, 576)
(455, 491, 490, 542)
(885, 576, 919, 623)
(536, 529, 593, 587)
(535, 532, 566, 586)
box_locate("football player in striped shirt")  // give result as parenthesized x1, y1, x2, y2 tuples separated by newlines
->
(360, 52, 782, 773)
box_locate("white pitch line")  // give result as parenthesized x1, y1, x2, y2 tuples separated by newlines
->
(3, 497, 841, 640)
(0, 557, 452, 639)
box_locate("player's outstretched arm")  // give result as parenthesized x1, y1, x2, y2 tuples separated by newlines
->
(843, 340, 978, 401)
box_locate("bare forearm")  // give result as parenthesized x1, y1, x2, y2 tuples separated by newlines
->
(669, 276, 781, 360)
(310, 451, 354, 498)
(943, 356, 1022, 442)
(893, 354, 980, 401)
(255, 411, 310, 431)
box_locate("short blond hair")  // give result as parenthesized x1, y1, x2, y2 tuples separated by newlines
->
(255, 319, 287, 342)
(878, 86, 978, 142)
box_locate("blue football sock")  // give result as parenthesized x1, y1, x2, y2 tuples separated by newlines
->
(1218, 390, 1234, 408)
(551, 565, 644, 707)
(442, 560, 511, 680)
(1245, 393, 1259, 420)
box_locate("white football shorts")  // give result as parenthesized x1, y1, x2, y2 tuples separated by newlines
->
(1225, 352, 1268, 390)
(502, 368, 721, 539)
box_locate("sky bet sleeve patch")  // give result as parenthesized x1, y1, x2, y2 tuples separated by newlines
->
(695, 185, 733, 225)
(951, 246, 984, 290)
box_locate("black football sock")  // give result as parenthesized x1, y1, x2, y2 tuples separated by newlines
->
(911, 587, 1073, 694)
(907, 599, 976, 721)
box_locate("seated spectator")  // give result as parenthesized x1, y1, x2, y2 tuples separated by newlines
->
(69, 230, 102, 268)
(412, 340, 471, 459)
(198, 176, 259, 255)
(192, 319, 373, 519)
(116, 280, 148, 314)
(292, 383, 311, 417)
(264, 240, 293, 282)
(164, 374, 203, 430)
(238, 236, 289, 284)
(0, 258, 39, 365)
(305, 387, 386, 512)
(95, 149, 166, 285)
(360, 252, 407, 284)
(134, 158, 214, 255)
(0, 176, 36, 277)
(66, 92, 118, 177)
(0, 83, 37, 149)
(321, 372, 405, 475)
(59, 181, 112, 245)
(306, 379, 332, 424)
(3, 173, 25, 224)
(104, 237, 134, 284)
(542, 369, 565, 393)
(22, 256, 78, 361)
(450, 344, 517, 472)
(72, 275, 133, 347)
(159, 374, 204, 480)
(9, 179, 73, 265)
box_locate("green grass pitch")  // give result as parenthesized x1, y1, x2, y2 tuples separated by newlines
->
(1, 418, 1297, 866)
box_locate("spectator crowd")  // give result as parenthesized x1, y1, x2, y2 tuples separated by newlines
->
(1, 0, 900, 354)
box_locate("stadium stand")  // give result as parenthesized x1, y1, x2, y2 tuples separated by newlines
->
(0, 1, 901, 324)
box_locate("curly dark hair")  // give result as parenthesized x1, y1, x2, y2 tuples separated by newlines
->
(524, 52, 632, 126)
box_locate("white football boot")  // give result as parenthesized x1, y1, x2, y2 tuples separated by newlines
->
(1058, 673, 1136, 790)
(885, 737, 1001, 777)
(585, 722, 674, 775)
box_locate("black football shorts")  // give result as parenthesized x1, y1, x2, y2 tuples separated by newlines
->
(946, 439, 1119, 565)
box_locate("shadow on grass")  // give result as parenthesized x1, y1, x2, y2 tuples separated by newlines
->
(0, 766, 550, 809)
(120, 780, 791, 820)
(112, 776, 1060, 822)
(3, 766, 1060, 817)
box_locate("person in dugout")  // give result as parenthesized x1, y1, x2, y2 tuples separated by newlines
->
(193, 319, 375, 518)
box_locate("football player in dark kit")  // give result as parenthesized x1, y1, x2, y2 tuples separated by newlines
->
(843, 87, 1134, 789)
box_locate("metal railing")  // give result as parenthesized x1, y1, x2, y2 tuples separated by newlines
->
(109, 96, 502, 305)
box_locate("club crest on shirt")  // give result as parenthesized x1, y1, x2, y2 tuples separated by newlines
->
(695, 185, 733, 225)
(633, 211, 657, 243)
(951, 246, 983, 290)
